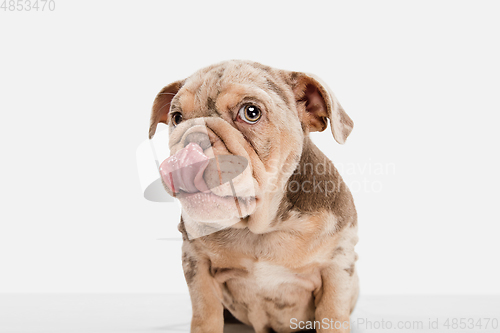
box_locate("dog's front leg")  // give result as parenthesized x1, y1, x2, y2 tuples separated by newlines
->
(182, 245, 224, 333)
(314, 264, 358, 333)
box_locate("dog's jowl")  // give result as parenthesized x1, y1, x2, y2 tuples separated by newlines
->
(149, 60, 358, 333)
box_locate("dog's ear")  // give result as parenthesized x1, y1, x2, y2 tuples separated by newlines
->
(149, 80, 184, 139)
(290, 72, 353, 144)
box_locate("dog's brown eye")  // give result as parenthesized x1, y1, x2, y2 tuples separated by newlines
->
(239, 104, 261, 124)
(171, 113, 183, 126)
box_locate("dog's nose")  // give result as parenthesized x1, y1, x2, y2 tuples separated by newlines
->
(183, 132, 211, 150)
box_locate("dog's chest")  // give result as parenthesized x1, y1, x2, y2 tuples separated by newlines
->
(204, 233, 326, 329)
(215, 259, 321, 329)
(251, 261, 321, 291)
(209, 246, 323, 288)
(204, 218, 332, 292)
(212, 258, 322, 291)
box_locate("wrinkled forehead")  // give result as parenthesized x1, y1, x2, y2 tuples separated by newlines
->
(171, 61, 289, 116)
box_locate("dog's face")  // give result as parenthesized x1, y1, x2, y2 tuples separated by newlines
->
(149, 60, 353, 233)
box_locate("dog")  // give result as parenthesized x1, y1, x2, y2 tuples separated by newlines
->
(148, 60, 358, 333)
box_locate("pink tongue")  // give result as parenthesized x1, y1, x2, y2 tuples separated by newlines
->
(159, 143, 210, 193)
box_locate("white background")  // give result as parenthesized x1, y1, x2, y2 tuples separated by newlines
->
(0, 1, 499, 295)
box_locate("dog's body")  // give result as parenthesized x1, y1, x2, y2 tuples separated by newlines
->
(149, 60, 358, 332)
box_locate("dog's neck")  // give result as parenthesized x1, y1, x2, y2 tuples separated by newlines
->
(246, 136, 342, 233)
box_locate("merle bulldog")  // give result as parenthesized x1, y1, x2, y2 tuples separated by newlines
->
(149, 60, 358, 333)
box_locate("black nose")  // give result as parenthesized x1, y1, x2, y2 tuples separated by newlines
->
(183, 132, 211, 150)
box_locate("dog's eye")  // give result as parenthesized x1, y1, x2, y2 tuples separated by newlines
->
(171, 113, 183, 126)
(238, 104, 261, 124)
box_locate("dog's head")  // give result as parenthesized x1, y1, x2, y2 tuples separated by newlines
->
(149, 60, 353, 234)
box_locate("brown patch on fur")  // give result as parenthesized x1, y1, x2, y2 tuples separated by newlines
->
(270, 197, 289, 226)
(275, 206, 291, 224)
(335, 183, 358, 229)
(290, 71, 299, 82)
(250, 62, 272, 73)
(263, 297, 295, 310)
(206, 97, 220, 116)
(266, 78, 289, 106)
(271, 203, 304, 227)
(170, 97, 183, 114)
(214, 66, 225, 80)
(344, 263, 355, 277)
(182, 252, 198, 284)
(278, 136, 357, 231)
(258, 137, 272, 162)
(207, 97, 216, 110)
(331, 246, 345, 259)
(275, 300, 295, 310)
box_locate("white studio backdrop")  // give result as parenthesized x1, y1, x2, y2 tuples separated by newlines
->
(0, 0, 499, 295)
